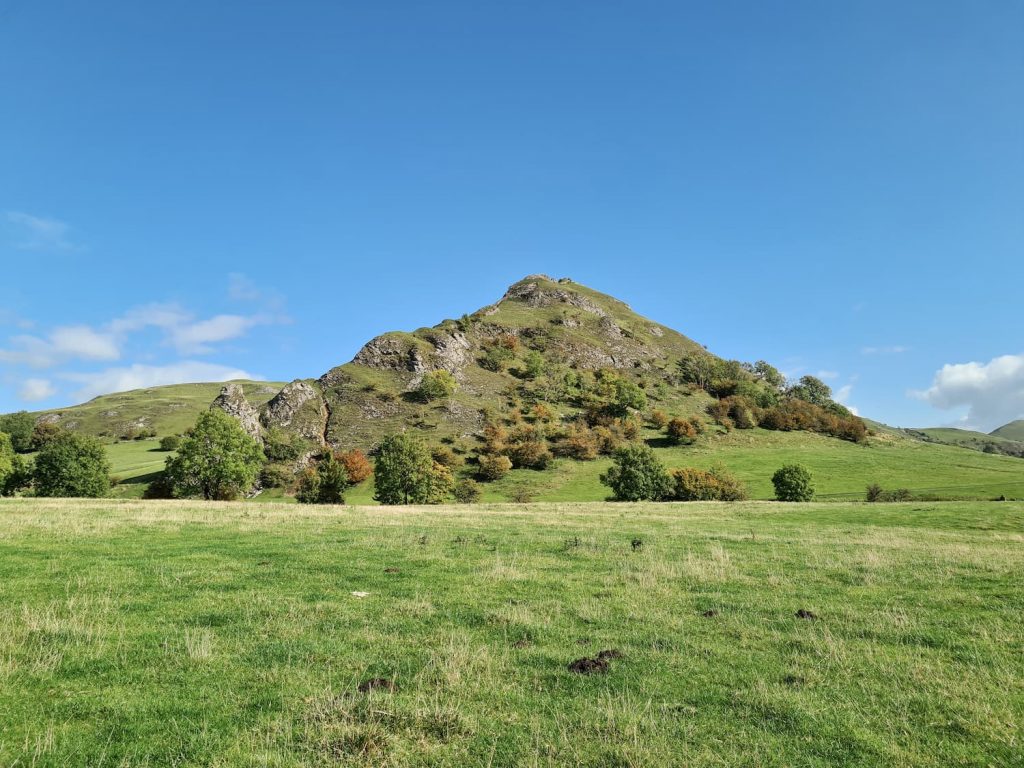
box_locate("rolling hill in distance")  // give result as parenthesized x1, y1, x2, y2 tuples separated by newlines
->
(6, 274, 1024, 502)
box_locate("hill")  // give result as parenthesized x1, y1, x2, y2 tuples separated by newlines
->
(900, 426, 1024, 459)
(7, 275, 1022, 502)
(991, 419, 1024, 441)
(26, 380, 285, 440)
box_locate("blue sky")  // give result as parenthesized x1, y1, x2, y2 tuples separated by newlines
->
(1, 1, 1022, 430)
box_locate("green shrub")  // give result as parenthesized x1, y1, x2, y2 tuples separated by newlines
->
(263, 427, 307, 462)
(0, 411, 35, 453)
(415, 370, 458, 402)
(158, 435, 181, 452)
(33, 432, 111, 498)
(374, 434, 452, 504)
(453, 478, 483, 504)
(772, 464, 814, 502)
(668, 465, 748, 501)
(600, 445, 670, 501)
(30, 422, 63, 450)
(296, 452, 348, 504)
(666, 417, 700, 445)
(260, 463, 295, 490)
(478, 453, 512, 481)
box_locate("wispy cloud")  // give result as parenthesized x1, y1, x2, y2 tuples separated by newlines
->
(0, 325, 121, 368)
(62, 362, 261, 402)
(228, 273, 262, 301)
(19, 378, 57, 402)
(912, 353, 1024, 432)
(815, 370, 839, 380)
(2, 211, 77, 251)
(862, 345, 909, 356)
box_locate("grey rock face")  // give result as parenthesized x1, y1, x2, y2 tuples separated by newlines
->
(501, 279, 609, 317)
(261, 380, 327, 443)
(353, 334, 425, 372)
(211, 383, 263, 442)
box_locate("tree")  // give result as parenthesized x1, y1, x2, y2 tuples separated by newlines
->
(772, 464, 814, 502)
(374, 433, 437, 504)
(677, 352, 720, 391)
(753, 360, 786, 391)
(0, 432, 22, 495)
(416, 370, 458, 402)
(788, 376, 832, 407)
(33, 432, 111, 498)
(453, 478, 483, 503)
(600, 444, 671, 502)
(593, 373, 647, 417)
(338, 448, 372, 484)
(295, 452, 348, 504)
(164, 410, 264, 500)
(158, 435, 181, 452)
(30, 421, 63, 450)
(0, 411, 35, 453)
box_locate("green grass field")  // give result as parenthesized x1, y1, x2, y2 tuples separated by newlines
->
(0, 498, 1020, 766)
(96, 424, 1024, 505)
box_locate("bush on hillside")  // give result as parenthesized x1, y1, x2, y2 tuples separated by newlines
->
(415, 370, 458, 402)
(296, 452, 348, 504)
(453, 478, 483, 504)
(772, 464, 815, 502)
(430, 445, 462, 469)
(478, 453, 512, 481)
(666, 417, 702, 445)
(0, 432, 30, 496)
(33, 432, 111, 498)
(865, 484, 913, 502)
(260, 463, 295, 490)
(649, 409, 669, 429)
(30, 422, 63, 450)
(159, 435, 181, 452)
(0, 411, 35, 453)
(553, 423, 599, 460)
(668, 465, 748, 501)
(600, 444, 671, 502)
(338, 448, 372, 484)
(263, 427, 307, 462)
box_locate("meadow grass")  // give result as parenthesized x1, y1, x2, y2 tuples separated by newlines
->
(0, 498, 1021, 766)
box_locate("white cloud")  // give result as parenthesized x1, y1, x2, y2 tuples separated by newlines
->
(3, 211, 75, 251)
(862, 345, 909, 356)
(832, 383, 859, 415)
(169, 314, 268, 355)
(912, 353, 1024, 432)
(19, 378, 57, 402)
(62, 362, 262, 402)
(816, 370, 839, 380)
(1, 303, 274, 368)
(0, 325, 120, 368)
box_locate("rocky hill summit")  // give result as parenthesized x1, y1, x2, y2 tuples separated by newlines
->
(214, 274, 706, 453)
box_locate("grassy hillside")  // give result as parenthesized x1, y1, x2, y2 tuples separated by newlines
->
(335, 425, 1024, 504)
(900, 426, 1024, 460)
(25, 380, 285, 440)
(0, 498, 1019, 766)
(991, 419, 1024, 441)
